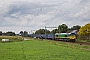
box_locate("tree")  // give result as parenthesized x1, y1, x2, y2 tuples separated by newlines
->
(78, 23, 90, 41)
(2, 32, 6, 36)
(24, 31, 28, 37)
(0, 31, 2, 35)
(35, 29, 50, 34)
(6, 31, 15, 36)
(58, 24, 68, 33)
(71, 25, 81, 30)
(67, 25, 81, 33)
(20, 31, 24, 36)
(50, 29, 58, 34)
(20, 31, 28, 37)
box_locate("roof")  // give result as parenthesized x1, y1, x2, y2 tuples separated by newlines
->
(55, 33, 70, 35)
(70, 30, 77, 34)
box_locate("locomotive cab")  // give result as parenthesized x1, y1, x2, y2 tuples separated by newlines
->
(70, 33, 76, 42)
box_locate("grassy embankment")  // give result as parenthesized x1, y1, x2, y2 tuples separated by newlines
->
(0, 38, 90, 60)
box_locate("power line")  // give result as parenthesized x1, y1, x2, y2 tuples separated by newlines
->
(45, 26, 57, 28)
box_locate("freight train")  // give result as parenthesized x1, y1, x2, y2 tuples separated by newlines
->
(30, 31, 76, 42)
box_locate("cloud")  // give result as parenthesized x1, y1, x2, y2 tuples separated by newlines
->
(7, 1, 56, 16)
(0, 1, 55, 26)
(0, 0, 90, 33)
(74, 7, 90, 18)
(80, 0, 90, 3)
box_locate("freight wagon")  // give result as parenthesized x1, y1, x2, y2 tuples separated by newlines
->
(30, 34, 55, 40)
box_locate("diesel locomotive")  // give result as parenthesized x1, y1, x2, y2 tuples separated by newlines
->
(55, 33, 76, 42)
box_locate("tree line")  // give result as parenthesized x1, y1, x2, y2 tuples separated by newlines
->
(0, 31, 15, 36)
(0, 23, 90, 41)
(0, 31, 28, 37)
(35, 24, 81, 34)
(0, 24, 81, 36)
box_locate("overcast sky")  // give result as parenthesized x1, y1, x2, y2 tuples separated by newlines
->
(0, 0, 90, 34)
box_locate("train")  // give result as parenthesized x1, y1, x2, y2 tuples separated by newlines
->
(29, 30, 77, 42)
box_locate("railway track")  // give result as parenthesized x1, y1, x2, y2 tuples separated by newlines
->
(53, 39, 90, 46)
(71, 42, 90, 46)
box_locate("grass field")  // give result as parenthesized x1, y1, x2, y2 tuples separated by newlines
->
(0, 38, 90, 60)
(0, 36, 23, 42)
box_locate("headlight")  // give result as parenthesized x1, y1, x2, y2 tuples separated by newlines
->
(70, 36, 76, 39)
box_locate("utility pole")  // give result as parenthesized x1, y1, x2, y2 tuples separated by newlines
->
(31, 30, 36, 38)
(45, 26, 46, 39)
(31, 30, 36, 34)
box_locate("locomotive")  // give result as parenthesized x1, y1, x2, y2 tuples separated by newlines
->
(54, 30, 77, 42)
(55, 33, 76, 42)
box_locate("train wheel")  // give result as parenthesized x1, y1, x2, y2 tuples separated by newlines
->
(73, 39, 75, 42)
(72, 39, 75, 42)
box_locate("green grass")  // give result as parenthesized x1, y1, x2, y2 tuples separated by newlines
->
(0, 39, 90, 60)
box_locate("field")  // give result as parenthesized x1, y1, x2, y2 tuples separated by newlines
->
(0, 38, 90, 60)
(0, 36, 23, 42)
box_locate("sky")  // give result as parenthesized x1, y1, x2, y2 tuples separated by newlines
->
(0, 0, 90, 34)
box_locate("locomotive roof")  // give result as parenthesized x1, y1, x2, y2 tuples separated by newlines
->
(70, 30, 77, 34)
(55, 33, 70, 35)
